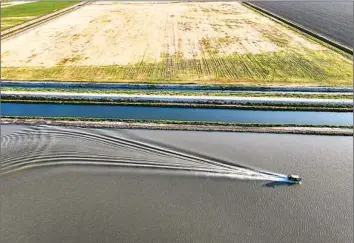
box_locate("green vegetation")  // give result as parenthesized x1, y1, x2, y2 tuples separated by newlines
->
(3, 116, 353, 135)
(262, 32, 289, 48)
(2, 98, 352, 112)
(2, 49, 352, 86)
(2, 87, 352, 100)
(56, 55, 87, 65)
(3, 116, 352, 129)
(1, 1, 79, 30)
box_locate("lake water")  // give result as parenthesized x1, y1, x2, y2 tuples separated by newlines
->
(1, 126, 352, 243)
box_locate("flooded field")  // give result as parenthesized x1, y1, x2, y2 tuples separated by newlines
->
(1, 126, 352, 243)
(251, 1, 353, 48)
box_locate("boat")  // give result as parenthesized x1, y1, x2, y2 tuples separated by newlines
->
(287, 174, 302, 184)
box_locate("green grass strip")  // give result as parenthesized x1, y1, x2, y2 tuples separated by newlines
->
(3, 87, 352, 100)
(2, 98, 352, 112)
(3, 116, 353, 129)
(1, 1, 79, 30)
(1, 1, 79, 17)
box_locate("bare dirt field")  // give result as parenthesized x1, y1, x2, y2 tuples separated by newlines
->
(1, 1, 352, 85)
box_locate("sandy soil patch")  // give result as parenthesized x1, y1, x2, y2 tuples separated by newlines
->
(1, 1, 325, 67)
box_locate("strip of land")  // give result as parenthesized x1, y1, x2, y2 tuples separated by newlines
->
(1, 1, 352, 86)
(3, 90, 352, 106)
(2, 87, 351, 99)
(2, 80, 353, 92)
(0, 1, 37, 9)
(2, 118, 352, 136)
(1, 1, 79, 31)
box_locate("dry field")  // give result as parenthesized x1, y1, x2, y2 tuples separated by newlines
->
(1, 1, 352, 85)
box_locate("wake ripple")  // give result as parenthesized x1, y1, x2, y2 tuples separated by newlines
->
(1, 125, 284, 181)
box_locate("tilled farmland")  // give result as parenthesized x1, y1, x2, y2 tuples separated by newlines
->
(1, 1, 352, 85)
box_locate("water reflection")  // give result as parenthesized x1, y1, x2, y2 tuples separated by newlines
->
(2, 102, 353, 125)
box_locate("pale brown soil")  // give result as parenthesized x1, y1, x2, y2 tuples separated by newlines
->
(1, 1, 324, 67)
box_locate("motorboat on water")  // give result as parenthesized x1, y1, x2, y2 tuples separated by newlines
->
(287, 174, 302, 184)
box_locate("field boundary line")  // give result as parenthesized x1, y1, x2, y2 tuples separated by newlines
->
(241, 2, 353, 55)
(2, 118, 353, 136)
(2, 91, 353, 106)
(1, 1, 93, 40)
(2, 80, 353, 92)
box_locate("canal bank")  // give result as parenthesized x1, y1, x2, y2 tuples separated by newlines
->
(2, 91, 352, 106)
(2, 88, 352, 135)
(2, 118, 352, 136)
(2, 81, 353, 93)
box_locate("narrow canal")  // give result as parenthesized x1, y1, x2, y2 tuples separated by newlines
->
(2, 102, 352, 125)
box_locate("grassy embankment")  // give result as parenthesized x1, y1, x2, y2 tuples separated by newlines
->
(3, 117, 353, 136)
(3, 116, 352, 129)
(1, 1, 79, 30)
(2, 87, 352, 100)
(4, 117, 352, 135)
(2, 97, 351, 112)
